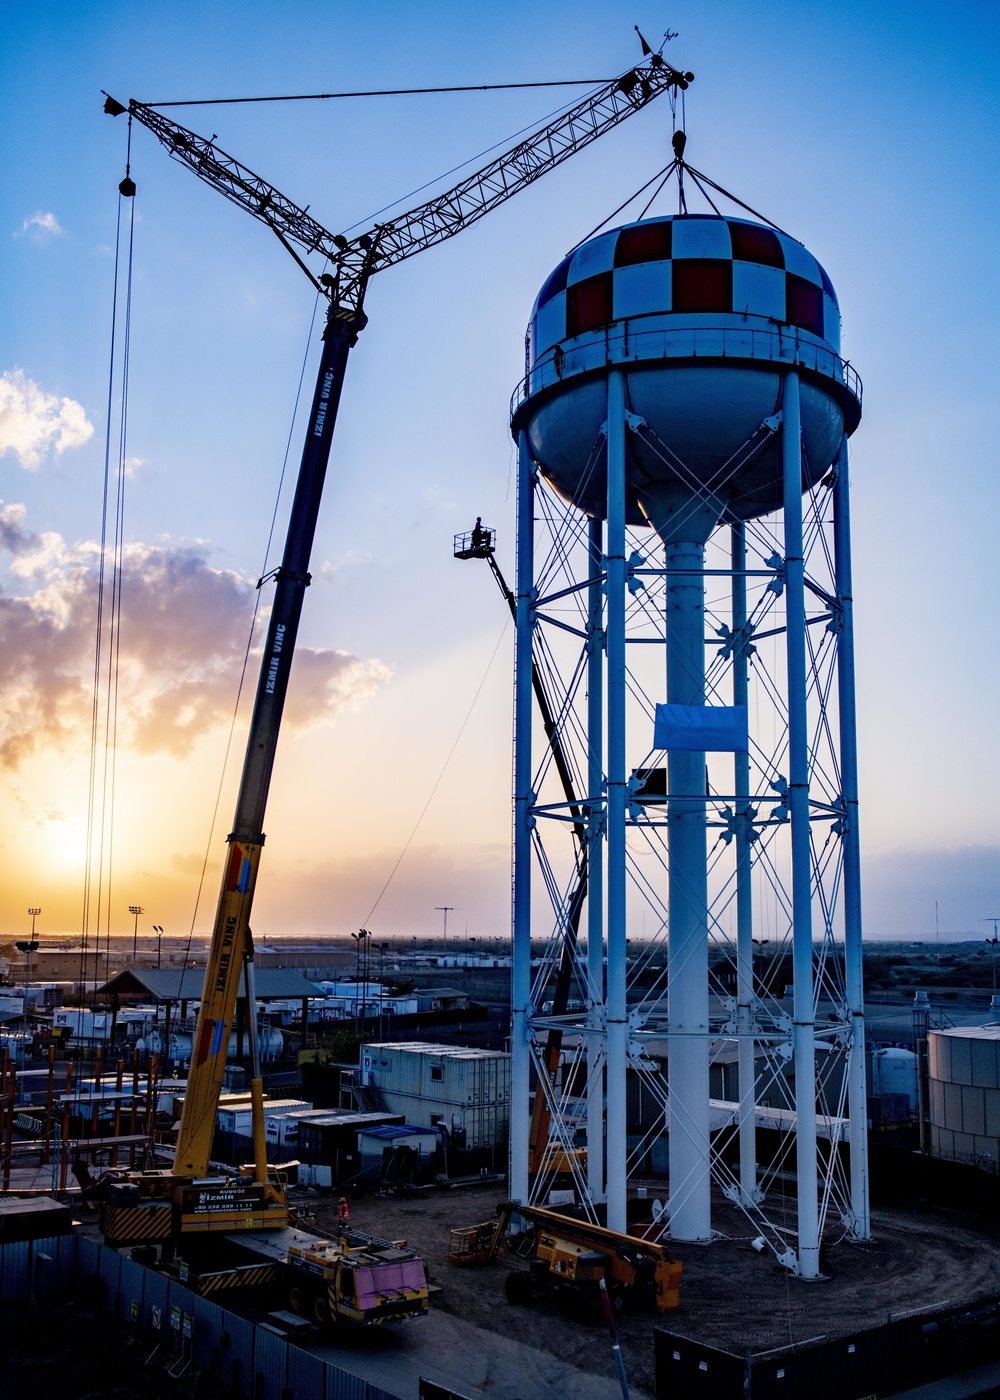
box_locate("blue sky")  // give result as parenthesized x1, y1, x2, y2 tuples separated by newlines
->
(1, 0, 998, 942)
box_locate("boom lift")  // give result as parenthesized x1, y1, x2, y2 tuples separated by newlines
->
(449, 1199, 681, 1316)
(455, 526, 589, 1184)
(96, 49, 692, 1321)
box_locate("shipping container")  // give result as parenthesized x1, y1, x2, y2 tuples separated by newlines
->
(297, 1112, 405, 1175)
(265, 1107, 333, 1149)
(361, 1042, 510, 1150)
(216, 1098, 312, 1138)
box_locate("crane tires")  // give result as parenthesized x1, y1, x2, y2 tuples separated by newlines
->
(314, 1294, 330, 1325)
(289, 1284, 305, 1314)
(504, 1270, 535, 1305)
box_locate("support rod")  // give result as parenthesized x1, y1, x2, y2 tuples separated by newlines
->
(587, 515, 606, 1204)
(732, 522, 758, 1206)
(665, 535, 711, 1241)
(510, 428, 535, 1205)
(782, 371, 821, 1278)
(833, 434, 871, 1241)
(605, 368, 628, 1234)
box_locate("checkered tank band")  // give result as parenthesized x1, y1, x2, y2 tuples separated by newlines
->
(530, 216, 839, 357)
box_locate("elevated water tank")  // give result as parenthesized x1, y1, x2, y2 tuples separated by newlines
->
(511, 213, 861, 538)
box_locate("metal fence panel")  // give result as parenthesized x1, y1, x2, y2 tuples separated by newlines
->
(118, 1255, 145, 1325)
(368, 1384, 405, 1400)
(99, 1242, 122, 1307)
(142, 1260, 169, 1337)
(218, 1306, 255, 1395)
(0, 1241, 29, 1301)
(55, 1232, 80, 1290)
(286, 1344, 326, 1400)
(326, 1364, 367, 1400)
(192, 1294, 226, 1373)
(253, 1324, 288, 1400)
(29, 1235, 73, 1297)
(78, 1235, 101, 1283)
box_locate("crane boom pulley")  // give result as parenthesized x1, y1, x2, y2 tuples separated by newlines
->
(104, 55, 691, 315)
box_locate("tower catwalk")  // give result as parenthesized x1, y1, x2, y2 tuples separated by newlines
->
(508, 211, 869, 1274)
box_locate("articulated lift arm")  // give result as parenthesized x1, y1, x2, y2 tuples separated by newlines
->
(462, 538, 590, 1176)
(103, 52, 691, 1191)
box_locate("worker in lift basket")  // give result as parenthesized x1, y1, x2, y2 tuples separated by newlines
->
(338, 1197, 350, 1228)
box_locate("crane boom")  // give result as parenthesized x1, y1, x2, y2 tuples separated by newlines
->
(106, 55, 690, 314)
(100, 45, 691, 1218)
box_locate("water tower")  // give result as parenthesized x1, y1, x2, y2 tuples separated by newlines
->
(508, 212, 868, 1277)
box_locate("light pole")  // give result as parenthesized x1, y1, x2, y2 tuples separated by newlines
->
(153, 925, 164, 969)
(19, 908, 40, 1048)
(128, 905, 144, 965)
(985, 919, 1000, 994)
(435, 906, 454, 962)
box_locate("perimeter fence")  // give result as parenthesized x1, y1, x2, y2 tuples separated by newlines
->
(0, 1232, 402, 1400)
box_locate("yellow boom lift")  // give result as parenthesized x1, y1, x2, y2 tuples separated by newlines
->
(95, 46, 691, 1325)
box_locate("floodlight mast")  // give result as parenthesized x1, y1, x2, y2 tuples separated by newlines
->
(103, 53, 692, 1189)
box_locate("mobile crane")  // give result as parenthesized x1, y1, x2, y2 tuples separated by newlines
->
(96, 47, 692, 1325)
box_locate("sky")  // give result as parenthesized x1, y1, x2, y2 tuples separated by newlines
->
(1, 0, 998, 946)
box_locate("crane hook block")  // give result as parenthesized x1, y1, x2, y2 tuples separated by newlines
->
(119, 176, 137, 198)
(103, 95, 127, 117)
(672, 130, 687, 160)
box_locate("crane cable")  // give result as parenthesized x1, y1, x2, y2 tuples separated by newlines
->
(82, 117, 136, 1002)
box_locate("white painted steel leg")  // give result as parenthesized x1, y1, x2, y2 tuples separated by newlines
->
(732, 523, 758, 1206)
(587, 514, 606, 1204)
(510, 428, 535, 1206)
(833, 434, 871, 1241)
(666, 537, 712, 1242)
(605, 369, 628, 1235)
(782, 372, 821, 1278)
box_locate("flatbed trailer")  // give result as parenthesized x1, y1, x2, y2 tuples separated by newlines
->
(176, 1225, 429, 1326)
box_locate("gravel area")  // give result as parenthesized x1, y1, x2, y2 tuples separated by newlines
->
(302, 1185, 1000, 1399)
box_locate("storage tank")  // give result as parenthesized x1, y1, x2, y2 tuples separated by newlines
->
(515, 213, 860, 537)
(870, 1046, 918, 1108)
(137, 1024, 284, 1064)
(928, 1025, 1000, 1171)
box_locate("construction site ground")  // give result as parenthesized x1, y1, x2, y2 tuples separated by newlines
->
(303, 1183, 1000, 1400)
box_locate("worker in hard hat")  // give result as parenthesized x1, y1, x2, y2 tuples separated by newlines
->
(338, 1197, 349, 1227)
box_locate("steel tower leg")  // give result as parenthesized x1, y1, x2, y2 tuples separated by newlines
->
(665, 534, 712, 1242)
(732, 523, 758, 1206)
(605, 369, 628, 1234)
(782, 372, 821, 1278)
(587, 515, 606, 1204)
(510, 428, 535, 1206)
(833, 434, 871, 1241)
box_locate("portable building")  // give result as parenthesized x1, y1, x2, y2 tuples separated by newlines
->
(360, 1042, 510, 1150)
(358, 1123, 438, 1176)
(928, 1025, 1000, 1171)
(264, 1106, 335, 1150)
(297, 1111, 405, 1180)
(216, 1098, 312, 1139)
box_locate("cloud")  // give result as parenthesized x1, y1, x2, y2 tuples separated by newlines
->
(863, 844, 1000, 939)
(16, 211, 64, 240)
(0, 369, 94, 469)
(0, 505, 391, 767)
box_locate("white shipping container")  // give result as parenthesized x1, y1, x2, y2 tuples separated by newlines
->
(265, 1107, 333, 1148)
(217, 1098, 312, 1137)
(361, 1042, 510, 1150)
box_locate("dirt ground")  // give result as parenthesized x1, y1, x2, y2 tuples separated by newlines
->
(305, 1184, 1000, 1399)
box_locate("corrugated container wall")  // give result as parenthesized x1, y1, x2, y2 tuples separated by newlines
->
(361, 1042, 510, 1150)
